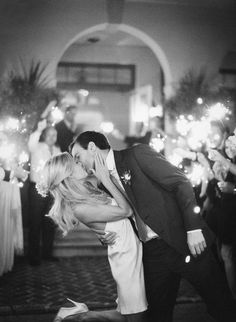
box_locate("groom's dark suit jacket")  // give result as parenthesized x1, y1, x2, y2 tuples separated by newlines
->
(114, 144, 214, 256)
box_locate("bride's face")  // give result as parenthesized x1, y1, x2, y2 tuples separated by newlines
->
(72, 161, 88, 180)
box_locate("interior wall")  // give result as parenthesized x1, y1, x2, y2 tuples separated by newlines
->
(0, 0, 235, 93)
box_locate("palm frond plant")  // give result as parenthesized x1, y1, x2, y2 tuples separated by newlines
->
(0, 59, 59, 170)
(165, 68, 230, 119)
(0, 59, 58, 131)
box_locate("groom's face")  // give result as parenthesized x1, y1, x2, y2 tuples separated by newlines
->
(71, 142, 95, 173)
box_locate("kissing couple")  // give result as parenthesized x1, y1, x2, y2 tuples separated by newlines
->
(38, 131, 236, 322)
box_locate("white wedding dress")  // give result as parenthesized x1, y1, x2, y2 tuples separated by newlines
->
(105, 199, 148, 315)
(55, 198, 148, 321)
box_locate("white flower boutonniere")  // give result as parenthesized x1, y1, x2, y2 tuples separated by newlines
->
(120, 170, 131, 185)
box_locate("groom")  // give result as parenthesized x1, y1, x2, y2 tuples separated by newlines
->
(70, 131, 235, 322)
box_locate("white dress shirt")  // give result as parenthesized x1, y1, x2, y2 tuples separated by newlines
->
(28, 131, 61, 183)
(106, 149, 158, 241)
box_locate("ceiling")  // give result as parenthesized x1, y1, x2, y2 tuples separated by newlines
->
(72, 0, 236, 48)
(0, 0, 235, 49)
(74, 29, 145, 47)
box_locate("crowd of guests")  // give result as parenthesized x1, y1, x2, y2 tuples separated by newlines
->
(174, 120, 236, 299)
(111, 117, 236, 301)
(0, 103, 78, 269)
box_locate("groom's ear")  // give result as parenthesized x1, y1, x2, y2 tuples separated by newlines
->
(88, 141, 97, 154)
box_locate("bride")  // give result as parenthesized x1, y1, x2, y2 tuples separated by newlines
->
(37, 152, 147, 322)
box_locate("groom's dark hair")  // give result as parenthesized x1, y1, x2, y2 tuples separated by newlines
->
(69, 131, 110, 151)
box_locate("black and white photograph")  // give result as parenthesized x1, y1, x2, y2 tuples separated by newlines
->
(0, 1, 236, 321)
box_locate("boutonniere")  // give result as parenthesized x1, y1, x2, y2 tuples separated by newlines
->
(120, 169, 131, 185)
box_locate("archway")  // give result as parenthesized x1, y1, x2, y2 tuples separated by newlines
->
(52, 23, 172, 98)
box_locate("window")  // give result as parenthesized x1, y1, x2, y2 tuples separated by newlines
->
(57, 62, 135, 92)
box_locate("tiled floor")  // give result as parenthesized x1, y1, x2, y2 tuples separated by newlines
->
(0, 256, 116, 315)
(0, 256, 215, 322)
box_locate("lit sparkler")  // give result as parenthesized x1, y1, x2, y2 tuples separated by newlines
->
(197, 97, 203, 105)
(186, 163, 205, 187)
(100, 122, 114, 134)
(168, 153, 184, 167)
(176, 115, 192, 136)
(5, 117, 20, 131)
(186, 120, 210, 151)
(50, 107, 64, 124)
(207, 102, 231, 121)
(150, 135, 165, 153)
(18, 151, 29, 165)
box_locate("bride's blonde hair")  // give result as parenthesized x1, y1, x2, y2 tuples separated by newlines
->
(37, 152, 109, 235)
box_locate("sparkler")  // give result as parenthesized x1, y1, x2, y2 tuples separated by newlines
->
(168, 153, 183, 167)
(175, 101, 230, 154)
(186, 163, 205, 187)
(5, 117, 20, 131)
(150, 135, 165, 153)
(18, 151, 29, 165)
(169, 100, 232, 189)
(197, 97, 203, 105)
(206, 102, 231, 121)
(50, 106, 64, 124)
(176, 115, 191, 136)
(100, 122, 114, 134)
(0, 116, 30, 187)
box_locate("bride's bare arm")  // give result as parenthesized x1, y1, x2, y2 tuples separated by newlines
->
(74, 202, 132, 225)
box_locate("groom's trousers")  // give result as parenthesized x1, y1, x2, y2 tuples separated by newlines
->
(143, 238, 236, 322)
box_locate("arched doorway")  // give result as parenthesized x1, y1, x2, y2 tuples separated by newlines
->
(52, 23, 172, 151)
(53, 23, 172, 98)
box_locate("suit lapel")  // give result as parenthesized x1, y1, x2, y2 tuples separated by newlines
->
(113, 150, 137, 207)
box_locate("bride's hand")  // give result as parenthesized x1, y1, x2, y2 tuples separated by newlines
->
(94, 152, 110, 184)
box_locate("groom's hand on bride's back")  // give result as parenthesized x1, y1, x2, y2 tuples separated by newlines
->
(96, 231, 117, 246)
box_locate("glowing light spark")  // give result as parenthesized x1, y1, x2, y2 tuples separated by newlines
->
(176, 115, 191, 136)
(5, 117, 20, 131)
(187, 115, 194, 121)
(207, 103, 230, 121)
(186, 163, 205, 187)
(100, 122, 114, 134)
(51, 107, 64, 124)
(34, 160, 47, 174)
(78, 89, 89, 97)
(185, 255, 191, 263)
(168, 153, 183, 167)
(197, 97, 203, 104)
(18, 151, 29, 165)
(193, 206, 201, 214)
(150, 136, 165, 152)
(187, 120, 211, 151)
